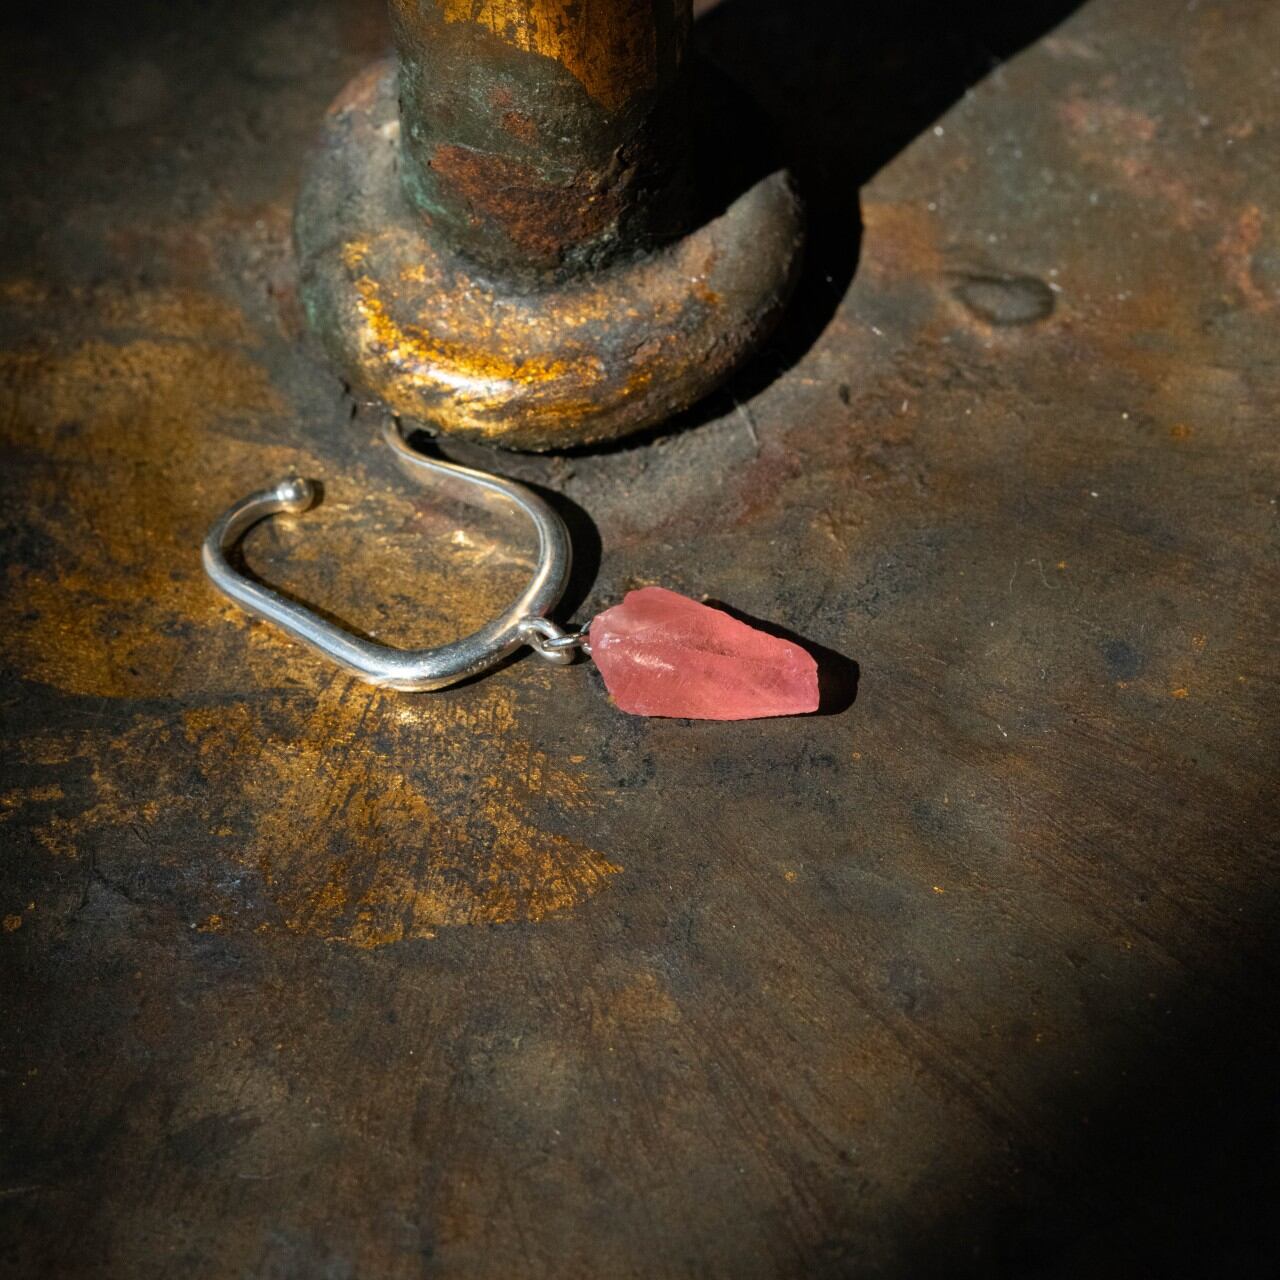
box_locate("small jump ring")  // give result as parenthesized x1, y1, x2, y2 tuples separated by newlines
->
(517, 617, 592, 664)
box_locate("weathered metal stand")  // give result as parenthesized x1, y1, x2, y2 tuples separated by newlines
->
(295, 0, 804, 450)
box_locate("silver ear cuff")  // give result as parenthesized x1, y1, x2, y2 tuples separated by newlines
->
(202, 420, 585, 692)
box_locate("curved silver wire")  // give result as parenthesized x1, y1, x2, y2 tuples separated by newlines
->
(201, 420, 573, 691)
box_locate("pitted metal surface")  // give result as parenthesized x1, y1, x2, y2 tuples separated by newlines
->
(1, 0, 1278, 1276)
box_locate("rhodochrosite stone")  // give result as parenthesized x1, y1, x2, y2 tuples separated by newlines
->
(589, 587, 820, 720)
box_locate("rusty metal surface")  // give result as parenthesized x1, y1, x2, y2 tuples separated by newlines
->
(392, 0, 693, 279)
(2, 0, 1279, 1275)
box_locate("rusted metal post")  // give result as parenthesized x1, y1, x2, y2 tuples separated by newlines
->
(295, 0, 803, 450)
(391, 0, 694, 283)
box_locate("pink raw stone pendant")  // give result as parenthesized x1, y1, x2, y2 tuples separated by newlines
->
(589, 587, 820, 720)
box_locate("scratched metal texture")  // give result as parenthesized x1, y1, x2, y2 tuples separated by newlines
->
(1, 0, 1278, 1276)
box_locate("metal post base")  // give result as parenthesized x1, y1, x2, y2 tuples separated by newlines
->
(294, 59, 804, 452)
